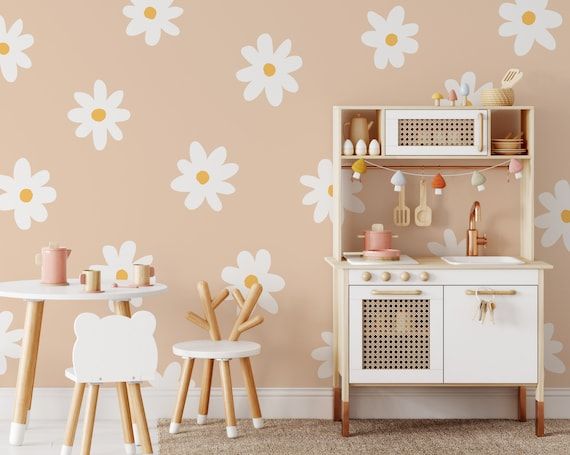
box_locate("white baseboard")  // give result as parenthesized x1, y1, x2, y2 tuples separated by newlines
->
(0, 387, 569, 421)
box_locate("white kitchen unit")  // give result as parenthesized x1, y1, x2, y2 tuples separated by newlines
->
(328, 105, 552, 438)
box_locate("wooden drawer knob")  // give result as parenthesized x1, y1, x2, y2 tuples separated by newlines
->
(420, 272, 429, 281)
(361, 271, 372, 282)
(400, 272, 410, 282)
(381, 272, 391, 282)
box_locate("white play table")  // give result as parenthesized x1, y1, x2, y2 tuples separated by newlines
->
(0, 279, 167, 452)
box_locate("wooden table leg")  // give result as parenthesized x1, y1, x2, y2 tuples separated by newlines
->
(128, 383, 153, 454)
(113, 300, 139, 445)
(240, 357, 263, 429)
(117, 382, 135, 454)
(170, 357, 194, 433)
(10, 300, 44, 446)
(62, 382, 85, 454)
(197, 359, 214, 425)
(518, 386, 527, 422)
(535, 400, 545, 437)
(219, 360, 238, 438)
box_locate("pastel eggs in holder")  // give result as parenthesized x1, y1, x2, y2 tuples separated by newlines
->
(368, 139, 380, 156)
(355, 139, 367, 156)
(343, 139, 355, 156)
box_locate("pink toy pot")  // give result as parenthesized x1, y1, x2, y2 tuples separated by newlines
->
(35, 243, 71, 285)
(358, 230, 396, 251)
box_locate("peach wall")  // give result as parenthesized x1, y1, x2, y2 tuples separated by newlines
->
(0, 1, 568, 390)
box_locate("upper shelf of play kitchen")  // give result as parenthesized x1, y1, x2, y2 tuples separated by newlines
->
(339, 68, 531, 160)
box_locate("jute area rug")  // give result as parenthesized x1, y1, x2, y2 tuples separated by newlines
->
(157, 418, 570, 454)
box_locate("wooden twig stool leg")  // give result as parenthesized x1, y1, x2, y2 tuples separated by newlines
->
(61, 382, 85, 455)
(128, 383, 153, 454)
(170, 357, 195, 434)
(197, 359, 214, 425)
(81, 384, 99, 455)
(240, 357, 263, 429)
(518, 386, 527, 422)
(219, 360, 238, 438)
(117, 382, 136, 454)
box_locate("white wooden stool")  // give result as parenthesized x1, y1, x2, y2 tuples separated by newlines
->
(170, 281, 264, 438)
(61, 311, 157, 455)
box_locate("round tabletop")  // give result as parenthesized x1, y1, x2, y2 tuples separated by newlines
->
(0, 279, 167, 301)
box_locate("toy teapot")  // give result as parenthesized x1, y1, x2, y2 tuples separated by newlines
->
(345, 115, 374, 145)
(35, 242, 71, 285)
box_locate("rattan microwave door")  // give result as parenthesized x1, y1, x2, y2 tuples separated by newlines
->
(384, 109, 488, 156)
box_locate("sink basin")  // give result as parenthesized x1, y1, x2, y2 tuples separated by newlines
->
(441, 256, 524, 265)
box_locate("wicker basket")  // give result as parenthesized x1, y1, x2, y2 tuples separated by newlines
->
(480, 88, 515, 106)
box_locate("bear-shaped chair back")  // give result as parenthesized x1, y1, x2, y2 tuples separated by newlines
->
(72, 311, 157, 383)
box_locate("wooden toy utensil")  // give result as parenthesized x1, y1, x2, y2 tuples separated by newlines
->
(501, 68, 523, 88)
(414, 179, 432, 226)
(393, 187, 410, 227)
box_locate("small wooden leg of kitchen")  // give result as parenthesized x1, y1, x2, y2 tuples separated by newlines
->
(535, 401, 544, 437)
(518, 386, 527, 422)
(341, 401, 350, 437)
(333, 387, 341, 422)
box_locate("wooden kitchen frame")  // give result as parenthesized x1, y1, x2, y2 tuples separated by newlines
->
(327, 105, 552, 437)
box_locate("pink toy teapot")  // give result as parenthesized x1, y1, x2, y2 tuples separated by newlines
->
(35, 242, 71, 285)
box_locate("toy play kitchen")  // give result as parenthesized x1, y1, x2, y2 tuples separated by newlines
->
(35, 242, 72, 285)
(327, 78, 552, 438)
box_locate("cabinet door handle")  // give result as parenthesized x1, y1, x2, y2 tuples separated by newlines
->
(465, 289, 517, 296)
(478, 112, 484, 152)
(371, 289, 422, 296)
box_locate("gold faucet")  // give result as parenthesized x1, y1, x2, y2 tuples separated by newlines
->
(467, 201, 488, 256)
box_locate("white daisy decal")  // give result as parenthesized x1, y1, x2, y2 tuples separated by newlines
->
(499, 0, 563, 56)
(221, 249, 285, 314)
(427, 229, 467, 256)
(0, 16, 33, 83)
(442, 71, 493, 106)
(123, 0, 183, 46)
(171, 141, 238, 212)
(90, 240, 153, 310)
(0, 311, 24, 375)
(535, 179, 570, 250)
(300, 159, 365, 224)
(545, 323, 565, 374)
(361, 6, 419, 69)
(0, 158, 57, 230)
(236, 33, 303, 107)
(311, 331, 333, 379)
(149, 361, 195, 389)
(67, 80, 131, 151)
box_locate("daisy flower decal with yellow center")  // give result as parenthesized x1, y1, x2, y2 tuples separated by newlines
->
(236, 33, 303, 107)
(0, 16, 33, 83)
(67, 80, 131, 151)
(499, 0, 563, 56)
(123, 0, 183, 46)
(535, 179, 570, 250)
(90, 240, 153, 310)
(221, 249, 285, 314)
(361, 6, 419, 69)
(0, 158, 57, 230)
(171, 141, 238, 212)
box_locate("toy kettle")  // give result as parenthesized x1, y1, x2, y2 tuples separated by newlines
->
(345, 114, 374, 145)
(35, 242, 71, 285)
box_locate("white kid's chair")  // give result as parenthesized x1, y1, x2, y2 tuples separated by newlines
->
(61, 311, 157, 455)
(170, 281, 264, 438)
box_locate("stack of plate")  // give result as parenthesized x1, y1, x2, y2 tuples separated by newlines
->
(491, 138, 526, 155)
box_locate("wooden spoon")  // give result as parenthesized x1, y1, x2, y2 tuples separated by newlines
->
(414, 180, 432, 226)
